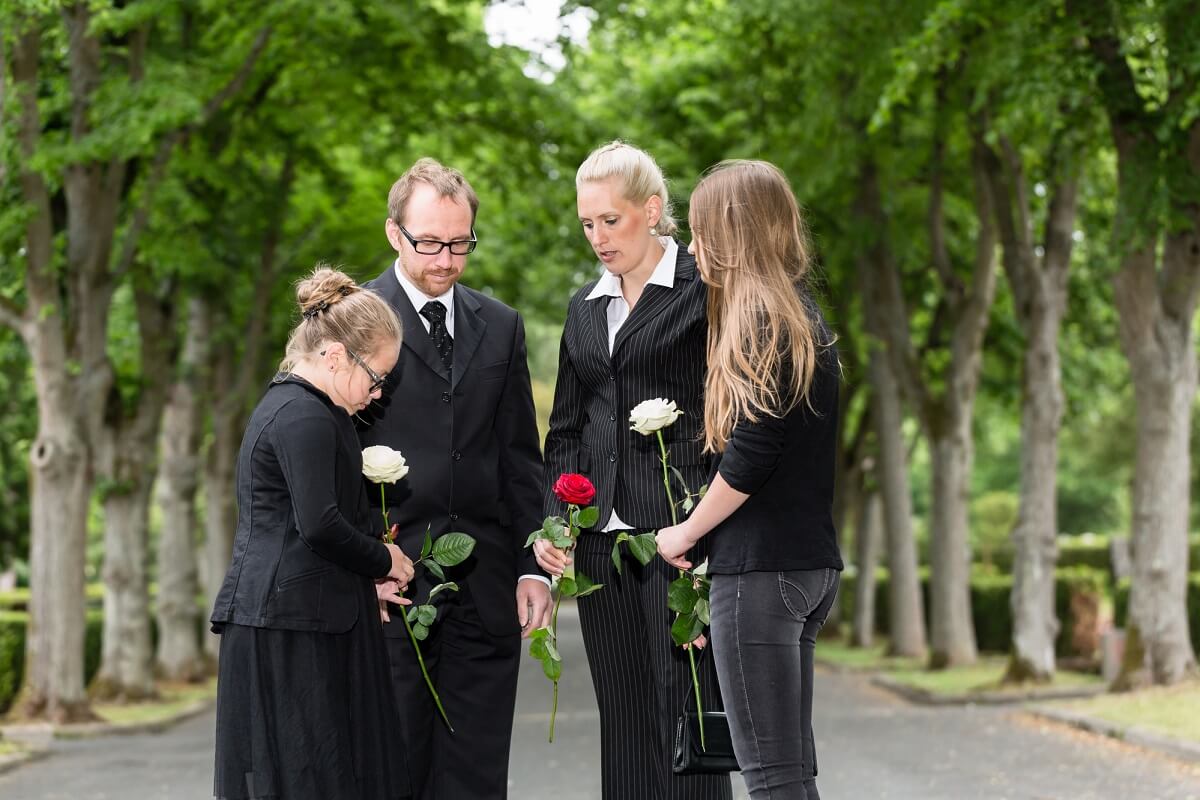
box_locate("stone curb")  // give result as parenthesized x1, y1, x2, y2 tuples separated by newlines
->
(0, 696, 215, 743)
(1027, 705, 1200, 766)
(869, 674, 1107, 707)
(0, 744, 49, 777)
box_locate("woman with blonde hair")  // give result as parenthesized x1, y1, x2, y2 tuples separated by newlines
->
(657, 160, 843, 800)
(211, 266, 416, 799)
(537, 142, 731, 799)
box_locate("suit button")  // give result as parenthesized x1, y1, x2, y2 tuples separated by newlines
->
(608, 452, 617, 463)
(452, 450, 462, 461)
(609, 412, 617, 422)
(608, 373, 615, 381)
(449, 513, 459, 522)
(441, 392, 451, 403)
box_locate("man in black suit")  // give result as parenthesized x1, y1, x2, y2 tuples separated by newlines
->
(360, 158, 550, 799)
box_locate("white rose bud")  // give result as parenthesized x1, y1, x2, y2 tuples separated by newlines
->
(629, 398, 685, 435)
(361, 445, 409, 484)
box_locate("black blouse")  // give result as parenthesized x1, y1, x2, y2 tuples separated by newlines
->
(211, 375, 392, 634)
(706, 323, 844, 576)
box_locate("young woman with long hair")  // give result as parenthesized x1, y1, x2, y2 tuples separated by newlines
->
(657, 160, 843, 800)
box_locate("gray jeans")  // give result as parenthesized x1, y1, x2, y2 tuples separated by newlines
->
(709, 568, 840, 800)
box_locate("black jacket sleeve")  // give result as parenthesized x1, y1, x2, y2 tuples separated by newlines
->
(273, 409, 392, 579)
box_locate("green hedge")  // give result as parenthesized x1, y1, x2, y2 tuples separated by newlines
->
(0, 610, 104, 715)
(982, 534, 1200, 574)
(1114, 573, 1200, 653)
(841, 565, 1109, 656)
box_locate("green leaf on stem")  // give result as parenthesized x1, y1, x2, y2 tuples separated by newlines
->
(558, 576, 577, 596)
(542, 657, 562, 681)
(671, 613, 705, 647)
(545, 639, 561, 662)
(668, 577, 700, 613)
(552, 536, 574, 550)
(417, 605, 437, 627)
(576, 506, 600, 529)
(628, 532, 658, 565)
(574, 572, 604, 598)
(412, 622, 430, 641)
(406, 607, 420, 623)
(682, 496, 694, 514)
(420, 526, 433, 560)
(695, 597, 711, 625)
(529, 637, 549, 661)
(611, 534, 628, 574)
(428, 582, 459, 600)
(425, 560, 446, 582)
(432, 532, 475, 566)
(525, 530, 542, 548)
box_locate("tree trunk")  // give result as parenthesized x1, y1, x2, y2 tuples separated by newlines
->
(21, 397, 94, 722)
(91, 287, 176, 700)
(155, 300, 209, 681)
(1115, 245, 1199, 687)
(851, 491, 882, 648)
(868, 348, 927, 659)
(92, 477, 157, 700)
(203, 353, 240, 659)
(927, 412, 979, 668)
(1005, 284, 1064, 682)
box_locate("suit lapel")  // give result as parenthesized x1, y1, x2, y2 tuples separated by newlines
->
(587, 290, 614, 362)
(378, 266, 451, 383)
(451, 288, 485, 391)
(611, 247, 698, 359)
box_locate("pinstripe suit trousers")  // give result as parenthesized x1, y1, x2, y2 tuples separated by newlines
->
(575, 530, 733, 800)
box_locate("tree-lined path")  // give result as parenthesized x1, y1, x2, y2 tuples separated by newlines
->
(2, 605, 1197, 800)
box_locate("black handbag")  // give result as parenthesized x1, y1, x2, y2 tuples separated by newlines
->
(671, 650, 739, 775)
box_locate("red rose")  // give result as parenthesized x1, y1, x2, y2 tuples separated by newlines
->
(553, 473, 596, 506)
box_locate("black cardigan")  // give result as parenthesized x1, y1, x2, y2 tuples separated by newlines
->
(706, 327, 844, 576)
(211, 376, 392, 634)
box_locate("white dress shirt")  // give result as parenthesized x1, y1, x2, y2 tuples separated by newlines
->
(392, 260, 549, 589)
(585, 237, 678, 531)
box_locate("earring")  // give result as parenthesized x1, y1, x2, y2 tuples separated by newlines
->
(650, 226, 659, 236)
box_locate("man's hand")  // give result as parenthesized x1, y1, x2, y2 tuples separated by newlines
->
(516, 578, 552, 638)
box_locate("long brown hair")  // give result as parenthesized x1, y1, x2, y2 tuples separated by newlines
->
(689, 160, 826, 453)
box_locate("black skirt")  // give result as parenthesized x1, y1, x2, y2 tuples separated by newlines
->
(213, 578, 410, 800)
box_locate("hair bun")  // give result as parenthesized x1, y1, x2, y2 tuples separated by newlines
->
(297, 266, 360, 319)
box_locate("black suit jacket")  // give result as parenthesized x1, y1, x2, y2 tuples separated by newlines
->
(360, 266, 544, 637)
(543, 245, 711, 530)
(211, 377, 391, 634)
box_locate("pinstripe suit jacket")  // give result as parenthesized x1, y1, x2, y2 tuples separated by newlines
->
(543, 244, 711, 529)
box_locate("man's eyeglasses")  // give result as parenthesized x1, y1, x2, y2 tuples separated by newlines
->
(397, 223, 477, 256)
(346, 348, 387, 393)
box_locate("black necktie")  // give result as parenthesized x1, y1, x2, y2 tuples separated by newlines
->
(420, 301, 453, 373)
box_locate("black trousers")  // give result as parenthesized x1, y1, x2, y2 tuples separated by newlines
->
(575, 530, 733, 800)
(385, 581, 520, 799)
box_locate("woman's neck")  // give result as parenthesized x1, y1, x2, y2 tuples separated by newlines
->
(621, 237, 666, 308)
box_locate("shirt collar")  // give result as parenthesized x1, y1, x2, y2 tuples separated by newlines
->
(585, 237, 678, 300)
(393, 258, 454, 319)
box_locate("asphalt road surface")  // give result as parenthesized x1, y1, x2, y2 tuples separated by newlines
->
(3, 602, 1199, 799)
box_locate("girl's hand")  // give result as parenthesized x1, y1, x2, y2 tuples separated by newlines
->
(375, 578, 410, 622)
(656, 524, 698, 570)
(533, 538, 572, 577)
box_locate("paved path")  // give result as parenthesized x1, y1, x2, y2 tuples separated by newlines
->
(3, 603, 1199, 799)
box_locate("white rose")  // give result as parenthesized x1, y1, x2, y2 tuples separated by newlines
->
(361, 445, 409, 484)
(629, 398, 685, 435)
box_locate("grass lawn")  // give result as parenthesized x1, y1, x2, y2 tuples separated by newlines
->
(1053, 683, 1200, 743)
(0, 738, 24, 757)
(817, 633, 1104, 697)
(93, 678, 217, 726)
